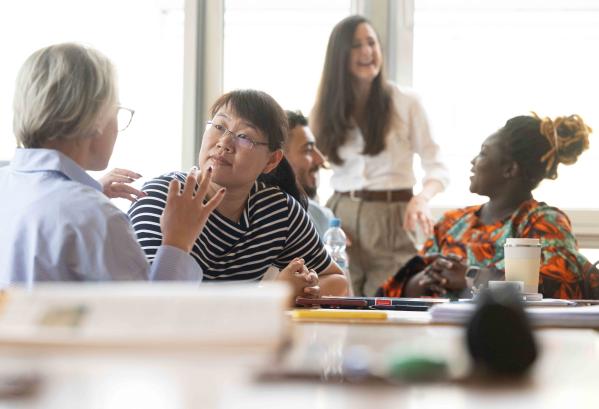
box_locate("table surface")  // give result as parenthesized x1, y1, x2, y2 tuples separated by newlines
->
(0, 316, 598, 409)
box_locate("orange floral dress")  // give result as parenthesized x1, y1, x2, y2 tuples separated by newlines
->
(379, 199, 598, 299)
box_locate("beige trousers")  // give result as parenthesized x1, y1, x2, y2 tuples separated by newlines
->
(327, 193, 418, 296)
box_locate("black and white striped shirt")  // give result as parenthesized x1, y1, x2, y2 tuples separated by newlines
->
(128, 172, 332, 282)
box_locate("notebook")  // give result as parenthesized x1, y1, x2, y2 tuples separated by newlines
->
(429, 302, 599, 328)
(0, 282, 290, 347)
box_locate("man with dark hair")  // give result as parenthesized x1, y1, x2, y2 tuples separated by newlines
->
(284, 110, 334, 237)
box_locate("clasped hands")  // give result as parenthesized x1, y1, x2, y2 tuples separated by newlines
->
(277, 258, 320, 298)
(413, 254, 468, 297)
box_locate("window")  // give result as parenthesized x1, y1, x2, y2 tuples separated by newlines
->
(0, 0, 185, 185)
(223, 0, 352, 114)
(223, 0, 351, 203)
(413, 0, 599, 210)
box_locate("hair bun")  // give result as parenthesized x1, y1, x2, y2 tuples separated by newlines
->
(534, 113, 592, 179)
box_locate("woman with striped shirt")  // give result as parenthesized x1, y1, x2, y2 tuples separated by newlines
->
(129, 90, 348, 297)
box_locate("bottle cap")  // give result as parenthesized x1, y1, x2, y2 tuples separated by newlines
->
(329, 218, 341, 228)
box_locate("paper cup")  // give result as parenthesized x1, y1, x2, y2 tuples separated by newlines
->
(504, 238, 541, 294)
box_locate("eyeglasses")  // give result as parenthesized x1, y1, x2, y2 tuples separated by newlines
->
(206, 120, 269, 150)
(117, 106, 135, 132)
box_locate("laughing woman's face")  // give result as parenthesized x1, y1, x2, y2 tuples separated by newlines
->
(348, 22, 382, 85)
(469, 132, 512, 197)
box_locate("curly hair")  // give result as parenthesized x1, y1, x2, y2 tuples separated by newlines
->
(500, 114, 591, 189)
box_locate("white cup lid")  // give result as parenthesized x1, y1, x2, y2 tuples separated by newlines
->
(504, 237, 541, 247)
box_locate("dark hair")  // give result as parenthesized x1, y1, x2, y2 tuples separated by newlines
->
(286, 110, 308, 130)
(499, 114, 591, 190)
(311, 15, 394, 165)
(209, 89, 307, 208)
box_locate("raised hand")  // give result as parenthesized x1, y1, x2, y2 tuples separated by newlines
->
(160, 167, 225, 252)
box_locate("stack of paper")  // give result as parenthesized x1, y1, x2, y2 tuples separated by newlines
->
(429, 303, 476, 325)
(526, 306, 599, 327)
(0, 282, 290, 347)
(429, 302, 599, 328)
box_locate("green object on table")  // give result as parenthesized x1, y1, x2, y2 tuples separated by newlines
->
(388, 356, 448, 381)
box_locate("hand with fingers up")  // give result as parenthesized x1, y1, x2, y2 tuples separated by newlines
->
(99, 168, 146, 203)
(160, 167, 225, 253)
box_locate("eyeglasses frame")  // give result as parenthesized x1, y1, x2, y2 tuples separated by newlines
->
(117, 106, 135, 132)
(205, 120, 269, 150)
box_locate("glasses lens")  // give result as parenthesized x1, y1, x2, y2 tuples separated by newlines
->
(117, 108, 133, 131)
(235, 136, 254, 149)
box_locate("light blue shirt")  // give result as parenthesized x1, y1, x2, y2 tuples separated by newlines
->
(0, 149, 202, 287)
(308, 199, 335, 239)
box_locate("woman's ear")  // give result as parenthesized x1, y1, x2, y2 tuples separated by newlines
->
(503, 160, 520, 179)
(263, 149, 284, 174)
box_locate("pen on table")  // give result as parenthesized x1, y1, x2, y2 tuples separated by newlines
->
(292, 309, 388, 320)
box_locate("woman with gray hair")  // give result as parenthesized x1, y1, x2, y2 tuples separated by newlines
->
(0, 43, 224, 285)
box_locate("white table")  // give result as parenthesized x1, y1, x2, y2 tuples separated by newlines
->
(0, 319, 597, 408)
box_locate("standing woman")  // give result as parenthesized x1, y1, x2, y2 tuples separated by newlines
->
(311, 15, 450, 296)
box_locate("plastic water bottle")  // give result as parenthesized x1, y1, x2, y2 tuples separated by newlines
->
(323, 218, 351, 292)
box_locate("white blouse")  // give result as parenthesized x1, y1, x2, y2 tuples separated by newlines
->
(330, 84, 450, 192)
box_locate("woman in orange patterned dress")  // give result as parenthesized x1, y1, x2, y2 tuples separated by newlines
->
(378, 113, 598, 299)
